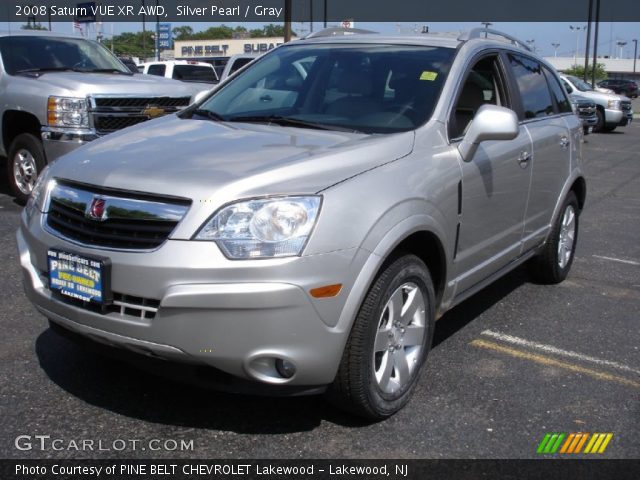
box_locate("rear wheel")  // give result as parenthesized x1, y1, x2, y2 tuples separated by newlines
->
(529, 192, 579, 284)
(7, 133, 46, 204)
(602, 125, 617, 133)
(326, 254, 435, 419)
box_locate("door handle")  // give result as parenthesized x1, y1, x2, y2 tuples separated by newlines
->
(518, 151, 531, 168)
(560, 136, 570, 148)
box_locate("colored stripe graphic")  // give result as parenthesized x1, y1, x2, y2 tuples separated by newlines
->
(538, 433, 613, 454)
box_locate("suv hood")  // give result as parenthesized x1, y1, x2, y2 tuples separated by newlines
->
(26, 71, 198, 98)
(50, 115, 415, 234)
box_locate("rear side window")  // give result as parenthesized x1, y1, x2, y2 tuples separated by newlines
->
(508, 54, 554, 120)
(229, 58, 253, 74)
(543, 66, 572, 114)
(173, 65, 217, 83)
(146, 64, 166, 76)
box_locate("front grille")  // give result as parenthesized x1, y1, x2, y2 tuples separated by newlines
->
(93, 115, 148, 133)
(577, 105, 596, 118)
(90, 96, 191, 134)
(47, 200, 177, 250)
(94, 97, 190, 108)
(45, 182, 190, 251)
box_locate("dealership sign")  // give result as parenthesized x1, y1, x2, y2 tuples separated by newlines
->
(176, 38, 284, 58)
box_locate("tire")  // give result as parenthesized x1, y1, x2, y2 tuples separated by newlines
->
(593, 109, 605, 133)
(7, 133, 46, 205)
(528, 192, 579, 284)
(602, 125, 617, 133)
(326, 254, 435, 419)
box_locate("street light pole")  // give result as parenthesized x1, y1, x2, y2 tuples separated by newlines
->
(570, 25, 586, 65)
(584, 0, 594, 82)
(617, 41, 627, 59)
(552, 42, 560, 57)
(481, 22, 492, 38)
(633, 39, 638, 74)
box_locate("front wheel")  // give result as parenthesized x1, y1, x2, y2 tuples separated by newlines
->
(326, 254, 435, 419)
(7, 133, 46, 204)
(593, 109, 605, 133)
(528, 192, 579, 284)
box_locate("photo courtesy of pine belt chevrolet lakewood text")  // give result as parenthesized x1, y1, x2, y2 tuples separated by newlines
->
(18, 28, 586, 419)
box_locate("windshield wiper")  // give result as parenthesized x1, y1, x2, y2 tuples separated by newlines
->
(15, 67, 84, 76)
(85, 68, 132, 75)
(192, 109, 226, 121)
(227, 115, 362, 133)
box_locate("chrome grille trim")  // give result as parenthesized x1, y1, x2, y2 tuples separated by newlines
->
(88, 95, 191, 134)
(44, 182, 190, 251)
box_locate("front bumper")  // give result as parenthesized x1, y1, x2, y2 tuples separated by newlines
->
(41, 128, 99, 162)
(18, 214, 364, 388)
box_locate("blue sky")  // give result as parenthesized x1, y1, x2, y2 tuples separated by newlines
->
(6, 21, 639, 58)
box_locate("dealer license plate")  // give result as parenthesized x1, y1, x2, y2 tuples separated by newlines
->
(47, 249, 111, 305)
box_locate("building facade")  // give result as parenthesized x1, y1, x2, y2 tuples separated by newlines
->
(175, 37, 285, 59)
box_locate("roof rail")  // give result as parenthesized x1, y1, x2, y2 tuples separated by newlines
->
(459, 28, 531, 51)
(304, 27, 378, 39)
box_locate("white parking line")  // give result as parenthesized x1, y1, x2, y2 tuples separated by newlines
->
(480, 330, 640, 376)
(592, 255, 640, 266)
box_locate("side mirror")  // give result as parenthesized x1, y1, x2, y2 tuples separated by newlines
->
(458, 105, 519, 162)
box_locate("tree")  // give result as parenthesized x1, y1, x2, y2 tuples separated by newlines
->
(110, 31, 155, 59)
(21, 24, 48, 30)
(171, 26, 193, 41)
(563, 63, 608, 82)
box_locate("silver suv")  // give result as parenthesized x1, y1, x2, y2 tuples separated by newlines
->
(18, 29, 585, 419)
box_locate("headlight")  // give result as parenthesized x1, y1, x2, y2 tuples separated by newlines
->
(607, 99, 621, 110)
(24, 165, 54, 222)
(195, 196, 321, 259)
(47, 96, 89, 128)
(570, 101, 578, 115)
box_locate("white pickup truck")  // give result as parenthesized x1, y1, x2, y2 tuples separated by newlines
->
(0, 30, 201, 202)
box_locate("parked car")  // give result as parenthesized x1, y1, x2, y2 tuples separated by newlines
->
(569, 94, 598, 134)
(19, 28, 586, 419)
(218, 54, 258, 82)
(561, 75, 633, 132)
(597, 79, 638, 98)
(0, 30, 200, 203)
(140, 60, 219, 86)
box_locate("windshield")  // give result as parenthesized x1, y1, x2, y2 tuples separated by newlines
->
(567, 75, 594, 92)
(197, 44, 454, 134)
(0, 35, 129, 75)
(173, 64, 218, 83)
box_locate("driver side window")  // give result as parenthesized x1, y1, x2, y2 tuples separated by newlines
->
(449, 55, 506, 140)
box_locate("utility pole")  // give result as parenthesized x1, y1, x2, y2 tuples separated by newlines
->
(591, 0, 600, 88)
(155, 0, 160, 60)
(584, 0, 593, 82)
(633, 39, 638, 75)
(141, 0, 146, 60)
(552, 43, 560, 57)
(284, 0, 292, 42)
(324, 0, 327, 28)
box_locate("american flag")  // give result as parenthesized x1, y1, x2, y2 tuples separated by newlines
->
(73, 20, 83, 35)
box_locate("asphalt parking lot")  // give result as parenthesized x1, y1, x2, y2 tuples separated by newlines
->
(0, 111, 638, 459)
